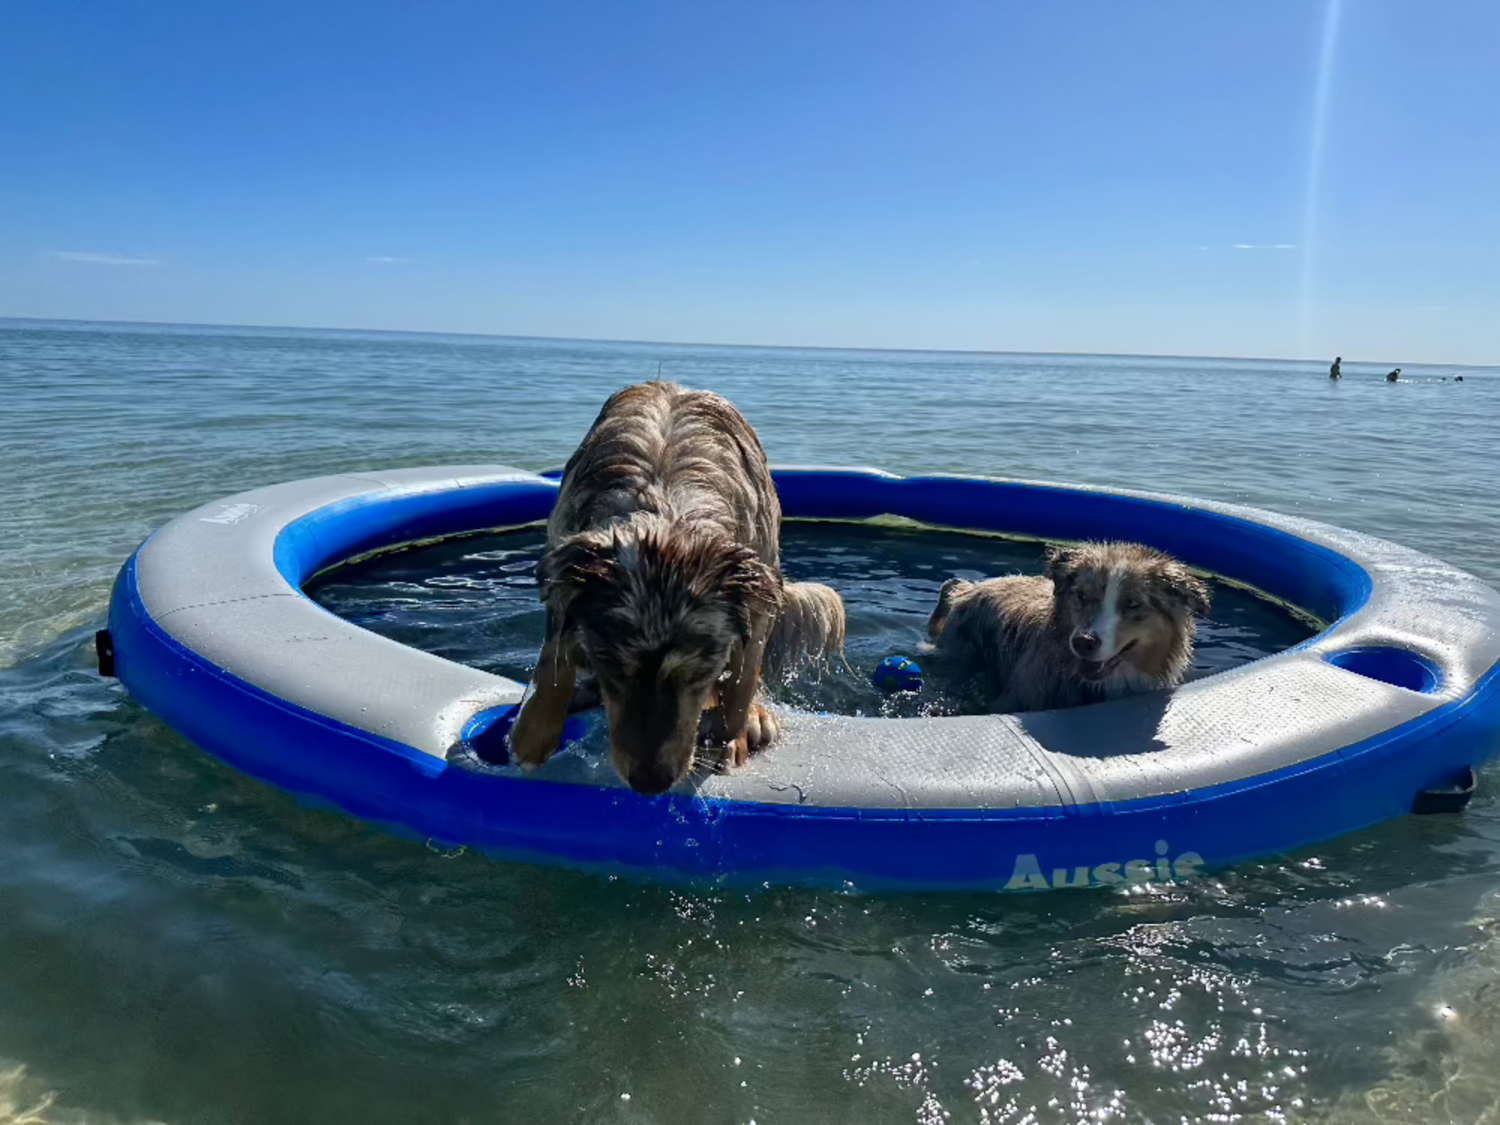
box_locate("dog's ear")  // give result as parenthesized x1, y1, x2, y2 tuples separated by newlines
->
(536, 532, 615, 625)
(714, 545, 782, 641)
(1043, 545, 1080, 588)
(1160, 564, 1211, 616)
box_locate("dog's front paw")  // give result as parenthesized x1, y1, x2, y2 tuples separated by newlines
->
(745, 701, 780, 751)
(725, 702, 780, 768)
(507, 706, 561, 771)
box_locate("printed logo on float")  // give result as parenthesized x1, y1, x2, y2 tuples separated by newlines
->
(199, 502, 264, 525)
(1005, 840, 1204, 890)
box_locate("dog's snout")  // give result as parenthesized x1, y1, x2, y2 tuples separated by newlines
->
(626, 764, 677, 797)
(605, 680, 697, 797)
(1070, 631, 1102, 658)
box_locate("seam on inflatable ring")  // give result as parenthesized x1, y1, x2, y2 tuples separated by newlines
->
(119, 554, 450, 777)
(1019, 729, 1105, 813)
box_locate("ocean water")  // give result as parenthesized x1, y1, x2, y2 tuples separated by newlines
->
(2, 317, 1499, 1124)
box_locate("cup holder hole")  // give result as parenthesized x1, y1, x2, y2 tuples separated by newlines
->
(1325, 646, 1441, 693)
(462, 704, 589, 765)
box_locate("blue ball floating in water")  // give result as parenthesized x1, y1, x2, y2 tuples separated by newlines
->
(872, 655, 923, 694)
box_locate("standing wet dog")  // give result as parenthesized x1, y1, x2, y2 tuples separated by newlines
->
(509, 381, 786, 795)
(926, 542, 1210, 713)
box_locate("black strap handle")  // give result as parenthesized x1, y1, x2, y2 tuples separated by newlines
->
(1412, 766, 1477, 815)
(95, 629, 116, 678)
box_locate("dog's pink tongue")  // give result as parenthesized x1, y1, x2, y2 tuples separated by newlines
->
(1080, 654, 1121, 681)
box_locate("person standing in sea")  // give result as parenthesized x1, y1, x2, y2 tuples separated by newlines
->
(1329, 356, 1342, 379)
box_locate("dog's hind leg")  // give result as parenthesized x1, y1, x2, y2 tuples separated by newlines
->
(509, 630, 579, 768)
(927, 577, 969, 640)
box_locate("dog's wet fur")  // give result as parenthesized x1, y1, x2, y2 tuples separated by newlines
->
(764, 581, 848, 685)
(926, 541, 1210, 714)
(509, 381, 793, 796)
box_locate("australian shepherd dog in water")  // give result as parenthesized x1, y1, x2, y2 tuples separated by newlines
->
(926, 542, 1210, 714)
(509, 381, 844, 795)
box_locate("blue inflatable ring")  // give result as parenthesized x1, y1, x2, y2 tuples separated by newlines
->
(105, 466, 1500, 891)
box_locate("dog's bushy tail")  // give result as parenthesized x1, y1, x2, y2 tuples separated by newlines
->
(926, 577, 970, 641)
(765, 581, 848, 683)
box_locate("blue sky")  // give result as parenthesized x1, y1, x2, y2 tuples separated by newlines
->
(1, 1, 1496, 362)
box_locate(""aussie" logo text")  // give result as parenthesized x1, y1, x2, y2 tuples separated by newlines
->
(1005, 839, 1204, 890)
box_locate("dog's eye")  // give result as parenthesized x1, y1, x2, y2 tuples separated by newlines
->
(1123, 598, 1143, 612)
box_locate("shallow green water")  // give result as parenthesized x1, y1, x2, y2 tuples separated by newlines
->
(3, 319, 1499, 1124)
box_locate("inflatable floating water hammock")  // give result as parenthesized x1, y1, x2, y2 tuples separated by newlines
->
(99, 466, 1500, 891)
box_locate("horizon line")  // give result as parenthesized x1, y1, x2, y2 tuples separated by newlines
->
(0, 314, 1492, 372)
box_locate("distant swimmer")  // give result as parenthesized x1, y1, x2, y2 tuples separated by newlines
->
(1456, 375, 1465, 382)
(1386, 368, 1401, 382)
(1329, 356, 1342, 379)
